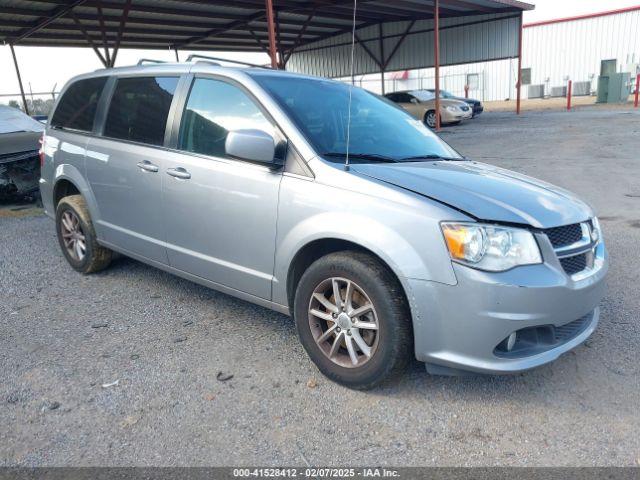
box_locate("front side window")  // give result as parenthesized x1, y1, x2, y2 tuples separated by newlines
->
(252, 74, 461, 162)
(51, 77, 107, 132)
(178, 78, 275, 159)
(104, 76, 178, 146)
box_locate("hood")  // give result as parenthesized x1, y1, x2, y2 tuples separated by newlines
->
(351, 161, 593, 228)
(0, 131, 41, 158)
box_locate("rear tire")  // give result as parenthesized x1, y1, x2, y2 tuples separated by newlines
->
(56, 194, 112, 274)
(293, 251, 412, 390)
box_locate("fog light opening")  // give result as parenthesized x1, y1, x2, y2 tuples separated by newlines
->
(506, 332, 517, 352)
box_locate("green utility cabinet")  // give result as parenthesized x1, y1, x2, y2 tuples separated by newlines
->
(597, 72, 631, 103)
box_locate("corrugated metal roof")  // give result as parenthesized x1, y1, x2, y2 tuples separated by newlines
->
(0, 0, 532, 54)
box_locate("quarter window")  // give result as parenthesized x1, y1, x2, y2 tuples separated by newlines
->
(178, 78, 275, 159)
(104, 76, 179, 146)
(50, 77, 107, 132)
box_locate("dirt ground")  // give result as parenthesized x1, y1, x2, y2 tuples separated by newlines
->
(484, 95, 636, 112)
(1, 106, 639, 467)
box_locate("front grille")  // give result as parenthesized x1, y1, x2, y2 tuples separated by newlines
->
(559, 254, 587, 275)
(543, 222, 596, 277)
(544, 223, 583, 248)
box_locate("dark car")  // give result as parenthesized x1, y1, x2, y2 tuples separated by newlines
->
(0, 105, 44, 201)
(426, 89, 484, 117)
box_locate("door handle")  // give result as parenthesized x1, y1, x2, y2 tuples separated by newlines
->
(136, 161, 159, 173)
(166, 167, 191, 180)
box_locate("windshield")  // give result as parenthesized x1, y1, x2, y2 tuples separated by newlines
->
(251, 74, 462, 162)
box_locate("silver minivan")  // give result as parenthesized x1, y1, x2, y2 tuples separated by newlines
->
(40, 62, 608, 389)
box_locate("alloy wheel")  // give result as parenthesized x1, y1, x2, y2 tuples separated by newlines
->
(426, 111, 436, 128)
(308, 277, 379, 368)
(60, 210, 86, 261)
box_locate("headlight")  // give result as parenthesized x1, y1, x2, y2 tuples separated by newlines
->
(441, 222, 542, 272)
(591, 217, 602, 243)
(445, 106, 459, 112)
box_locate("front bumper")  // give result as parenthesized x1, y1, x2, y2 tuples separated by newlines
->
(407, 240, 608, 374)
(441, 109, 472, 123)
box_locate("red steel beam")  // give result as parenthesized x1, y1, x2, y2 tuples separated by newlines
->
(516, 12, 523, 115)
(524, 5, 640, 28)
(566, 80, 572, 111)
(434, 0, 441, 131)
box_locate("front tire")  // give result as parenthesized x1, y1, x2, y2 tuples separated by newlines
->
(424, 110, 438, 129)
(56, 194, 112, 274)
(293, 251, 412, 390)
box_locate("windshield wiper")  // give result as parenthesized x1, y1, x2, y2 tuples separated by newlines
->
(400, 154, 465, 162)
(322, 152, 399, 163)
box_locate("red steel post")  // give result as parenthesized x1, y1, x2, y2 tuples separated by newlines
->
(434, 0, 441, 131)
(635, 73, 639, 108)
(516, 13, 523, 115)
(567, 80, 572, 111)
(265, 0, 278, 69)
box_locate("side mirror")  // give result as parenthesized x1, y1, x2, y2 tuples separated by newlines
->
(410, 98, 419, 104)
(225, 129, 276, 164)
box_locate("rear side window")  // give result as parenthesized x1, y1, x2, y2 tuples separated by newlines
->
(104, 76, 179, 146)
(50, 77, 107, 132)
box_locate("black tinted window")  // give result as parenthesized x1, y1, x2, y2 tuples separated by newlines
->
(51, 77, 107, 132)
(178, 78, 275, 159)
(104, 76, 178, 146)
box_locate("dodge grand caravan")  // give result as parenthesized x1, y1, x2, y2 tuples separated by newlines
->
(40, 62, 608, 389)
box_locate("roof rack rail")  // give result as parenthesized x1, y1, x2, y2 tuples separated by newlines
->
(186, 54, 271, 69)
(137, 58, 167, 65)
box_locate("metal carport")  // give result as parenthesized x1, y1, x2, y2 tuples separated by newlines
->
(1, 0, 533, 128)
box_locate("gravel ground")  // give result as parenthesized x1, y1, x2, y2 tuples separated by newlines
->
(1, 107, 639, 467)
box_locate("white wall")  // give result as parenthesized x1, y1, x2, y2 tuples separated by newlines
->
(344, 8, 640, 102)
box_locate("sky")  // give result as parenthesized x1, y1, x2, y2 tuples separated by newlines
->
(1, 0, 638, 98)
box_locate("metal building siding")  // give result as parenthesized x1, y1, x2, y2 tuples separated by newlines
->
(521, 9, 640, 94)
(287, 13, 521, 78)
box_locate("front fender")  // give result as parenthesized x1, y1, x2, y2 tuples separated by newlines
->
(272, 176, 461, 306)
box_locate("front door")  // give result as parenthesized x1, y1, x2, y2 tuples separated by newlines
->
(397, 93, 424, 120)
(162, 76, 284, 300)
(86, 76, 180, 263)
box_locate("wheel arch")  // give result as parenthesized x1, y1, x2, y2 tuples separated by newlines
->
(50, 165, 101, 227)
(285, 237, 411, 316)
(53, 178, 80, 208)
